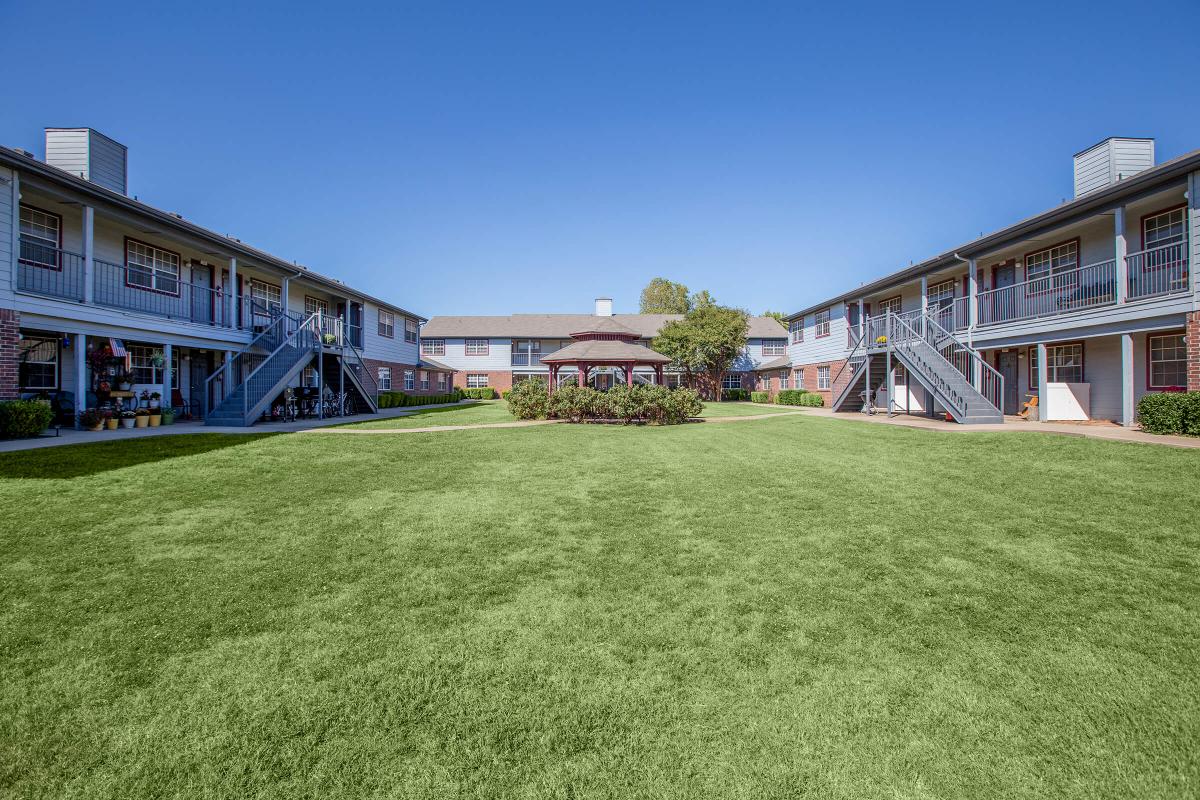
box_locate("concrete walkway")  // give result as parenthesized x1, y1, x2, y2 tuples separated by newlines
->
(0, 401, 478, 453)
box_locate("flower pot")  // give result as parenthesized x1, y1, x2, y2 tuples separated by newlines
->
(119, 383, 132, 391)
(149, 415, 161, 427)
(135, 416, 149, 428)
(162, 416, 174, 425)
(87, 423, 103, 432)
(105, 419, 119, 430)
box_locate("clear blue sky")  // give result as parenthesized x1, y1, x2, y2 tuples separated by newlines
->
(5, 1, 1198, 318)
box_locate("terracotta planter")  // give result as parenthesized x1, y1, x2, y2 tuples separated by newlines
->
(105, 419, 119, 430)
(87, 423, 103, 432)
(149, 415, 161, 427)
(135, 416, 149, 428)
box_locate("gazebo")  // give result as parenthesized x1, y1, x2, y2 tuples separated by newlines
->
(539, 317, 673, 394)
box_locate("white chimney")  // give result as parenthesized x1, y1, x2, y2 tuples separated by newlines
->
(594, 297, 613, 316)
(45, 127, 128, 195)
(1073, 137, 1154, 198)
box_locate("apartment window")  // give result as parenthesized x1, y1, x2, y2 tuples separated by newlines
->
(817, 365, 831, 390)
(126, 239, 180, 295)
(129, 344, 168, 384)
(894, 364, 908, 385)
(1024, 240, 1079, 286)
(1148, 333, 1187, 390)
(301, 366, 317, 387)
(403, 370, 415, 391)
(779, 370, 789, 389)
(762, 339, 787, 357)
(249, 280, 282, 316)
(927, 279, 957, 309)
(421, 338, 445, 356)
(814, 309, 831, 338)
(465, 338, 489, 356)
(1029, 343, 1084, 385)
(378, 310, 395, 338)
(304, 296, 329, 317)
(789, 319, 803, 343)
(378, 367, 392, 390)
(19, 336, 58, 390)
(722, 373, 742, 390)
(1143, 207, 1186, 249)
(420, 371, 429, 390)
(404, 318, 418, 344)
(19, 205, 61, 269)
(437, 372, 447, 390)
(877, 296, 902, 317)
(793, 368, 804, 389)
(466, 374, 488, 388)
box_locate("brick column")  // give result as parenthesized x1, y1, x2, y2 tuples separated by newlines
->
(0, 309, 20, 400)
(1187, 311, 1200, 392)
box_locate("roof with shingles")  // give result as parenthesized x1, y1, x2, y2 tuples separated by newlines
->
(421, 313, 788, 339)
(539, 339, 673, 364)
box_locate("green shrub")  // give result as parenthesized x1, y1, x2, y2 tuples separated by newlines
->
(0, 400, 54, 438)
(776, 389, 809, 406)
(750, 391, 771, 404)
(798, 392, 824, 407)
(546, 385, 700, 425)
(1138, 391, 1200, 435)
(462, 387, 497, 400)
(722, 388, 749, 401)
(506, 379, 549, 420)
(379, 391, 461, 408)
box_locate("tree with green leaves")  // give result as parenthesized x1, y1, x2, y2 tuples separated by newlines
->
(652, 304, 749, 400)
(762, 310, 787, 327)
(639, 277, 691, 314)
(689, 289, 717, 310)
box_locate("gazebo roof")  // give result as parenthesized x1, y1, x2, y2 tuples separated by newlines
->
(567, 317, 640, 338)
(540, 339, 672, 364)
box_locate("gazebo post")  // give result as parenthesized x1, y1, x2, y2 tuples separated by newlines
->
(548, 364, 556, 396)
(625, 361, 633, 386)
(578, 363, 587, 389)
(655, 364, 663, 385)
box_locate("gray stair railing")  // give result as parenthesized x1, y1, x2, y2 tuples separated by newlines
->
(888, 311, 1003, 419)
(339, 337, 379, 407)
(829, 328, 869, 411)
(234, 313, 322, 422)
(202, 304, 305, 417)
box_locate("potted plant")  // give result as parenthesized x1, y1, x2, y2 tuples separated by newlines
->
(149, 391, 161, 409)
(322, 332, 337, 345)
(117, 372, 134, 391)
(102, 408, 118, 430)
(134, 408, 151, 428)
(120, 409, 136, 428)
(160, 407, 176, 426)
(79, 409, 103, 432)
(149, 408, 162, 426)
(151, 349, 166, 369)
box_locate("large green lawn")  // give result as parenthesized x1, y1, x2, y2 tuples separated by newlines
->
(1, 412, 1197, 798)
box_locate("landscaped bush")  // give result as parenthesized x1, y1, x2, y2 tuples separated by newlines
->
(547, 385, 701, 425)
(722, 388, 749, 401)
(379, 391, 462, 408)
(798, 392, 824, 407)
(462, 387, 497, 400)
(750, 391, 771, 404)
(0, 400, 54, 438)
(1138, 391, 1200, 435)
(775, 389, 809, 406)
(506, 379, 549, 420)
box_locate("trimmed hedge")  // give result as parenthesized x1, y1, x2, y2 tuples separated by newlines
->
(378, 390, 463, 409)
(722, 388, 749, 401)
(776, 389, 809, 406)
(750, 391, 771, 404)
(506, 379, 549, 420)
(798, 392, 824, 407)
(1137, 391, 1200, 435)
(547, 385, 702, 425)
(0, 399, 54, 438)
(462, 387, 497, 400)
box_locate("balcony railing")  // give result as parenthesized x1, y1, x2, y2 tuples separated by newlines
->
(17, 241, 85, 301)
(1126, 242, 1189, 300)
(93, 258, 234, 326)
(930, 297, 968, 332)
(511, 352, 544, 367)
(976, 259, 1118, 326)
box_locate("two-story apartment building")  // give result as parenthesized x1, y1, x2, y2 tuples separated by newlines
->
(421, 297, 789, 393)
(784, 137, 1200, 426)
(0, 128, 452, 427)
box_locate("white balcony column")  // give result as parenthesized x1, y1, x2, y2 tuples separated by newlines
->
(228, 257, 239, 328)
(1114, 205, 1128, 304)
(1036, 342, 1048, 423)
(74, 333, 87, 429)
(1189, 171, 1199, 295)
(82, 205, 94, 304)
(920, 275, 929, 336)
(1120, 333, 1134, 427)
(857, 298, 865, 341)
(280, 274, 291, 317)
(967, 258, 981, 390)
(162, 343, 173, 414)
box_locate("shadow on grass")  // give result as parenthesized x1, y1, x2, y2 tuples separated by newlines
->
(0, 433, 279, 480)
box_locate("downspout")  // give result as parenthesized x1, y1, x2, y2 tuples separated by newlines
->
(953, 252, 974, 348)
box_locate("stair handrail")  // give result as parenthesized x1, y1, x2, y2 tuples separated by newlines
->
(888, 313, 968, 418)
(237, 312, 322, 420)
(921, 312, 1005, 415)
(202, 302, 310, 416)
(340, 337, 379, 403)
(830, 325, 869, 410)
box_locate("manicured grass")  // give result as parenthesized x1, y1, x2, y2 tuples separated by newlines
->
(1, 416, 1197, 798)
(343, 400, 518, 429)
(698, 401, 798, 417)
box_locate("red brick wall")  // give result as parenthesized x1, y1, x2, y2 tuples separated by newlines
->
(362, 357, 455, 395)
(1188, 311, 1200, 392)
(453, 370, 513, 393)
(0, 309, 19, 400)
(791, 359, 847, 405)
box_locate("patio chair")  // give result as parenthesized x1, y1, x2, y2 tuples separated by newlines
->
(171, 389, 200, 420)
(1019, 395, 1038, 420)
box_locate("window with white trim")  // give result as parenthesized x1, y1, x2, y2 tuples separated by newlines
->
(249, 280, 282, 323)
(793, 368, 804, 389)
(762, 339, 787, 357)
(466, 373, 488, 388)
(404, 318, 418, 344)
(779, 370, 789, 389)
(437, 372, 447, 390)
(420, 371, 429, 390)
(378, 367, 392, 390)
(403, 370, 415, 391)
(814, 309, 831, 338)
(19, 336, 58, 390)
(1024, 241, 1079, 284)
(877, 296, 902, 317)
(19, 205, 61, 269)
(1148, 333, 1186, 390)
(305, 296, 329, 317)
(1143, 207, 1186, 249)
(378, 310, 395, 338)
(126, 240, 180, 295)
(129, 344, 168, 384)
(1029, 343, 1084, 385)
(301, 366, 318, 387)
(817, 365, 830, 390)
(722, 373, 742, 390)
(421, 338, 445, 356)
(465, 339, 489, 356)
(789, 319, 803, 343)
(927, 279, 957, 309)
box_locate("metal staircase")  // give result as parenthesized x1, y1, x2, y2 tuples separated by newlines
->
(204, 312, 319, 427)
(831, 310, 1004, 424)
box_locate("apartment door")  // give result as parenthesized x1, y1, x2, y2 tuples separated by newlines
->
(190, 352, 212, 416)
(993, 261, 1017, 290)
(996, 350, 1019, 415)
(189, 262, 213, 325)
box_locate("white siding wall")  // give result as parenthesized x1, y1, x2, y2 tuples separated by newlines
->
(363, 301, 418, 365)
(787, 304, 850, 366)
(0, 166, 13, 305)
(44, 129, 90, 180)
(435, 337, 512, 372)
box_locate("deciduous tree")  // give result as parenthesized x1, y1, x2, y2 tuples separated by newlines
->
(653, 305, 749, 400)
(639, 277, 691, 314)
